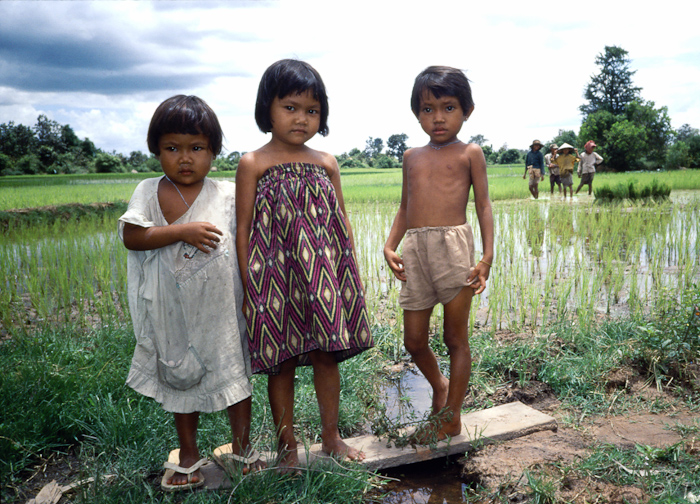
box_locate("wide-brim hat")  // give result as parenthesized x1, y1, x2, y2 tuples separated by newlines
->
(550, 143, 558, 150)
(557, 143, 574, 152)
(530, 139, 544, 149)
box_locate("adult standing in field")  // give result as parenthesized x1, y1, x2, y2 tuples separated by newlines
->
(576, 140, 603, 195)
(555, 143, 579, 199)
(544, 143, 562, 195)
(523, 140, 545, 199)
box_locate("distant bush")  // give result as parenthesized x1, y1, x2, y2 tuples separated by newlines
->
(15, 153, 41, 175)
(94, 153, 125, 173)
(595, 179, 671, 203)
(338, 156, 367, 169)
(665, 141, 690, 169)
(370, 153, 400, 169)
(0, 153, 13, 176)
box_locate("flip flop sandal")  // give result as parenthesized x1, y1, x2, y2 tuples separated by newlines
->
(161, 449, 208, 492)
(213, 444, 262, 468)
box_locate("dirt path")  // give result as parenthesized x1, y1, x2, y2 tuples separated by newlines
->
(459, 379, 699, 503)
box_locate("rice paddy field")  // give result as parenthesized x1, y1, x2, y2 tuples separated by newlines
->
(2, 167, 700, 503)
(2, 167, 699, 336)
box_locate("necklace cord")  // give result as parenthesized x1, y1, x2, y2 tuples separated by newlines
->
(428, 139, 461, 150)
(164, 175, 190, 209)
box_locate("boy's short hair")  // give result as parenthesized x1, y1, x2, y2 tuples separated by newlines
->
(147, 95, 223, 156)
(410, 66, 474, 118)
(255, 59, 329, 137)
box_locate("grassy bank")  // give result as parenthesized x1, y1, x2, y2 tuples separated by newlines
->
(3, 291, 698, 502)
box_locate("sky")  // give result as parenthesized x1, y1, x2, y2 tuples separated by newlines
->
(1, 0, 699, 158)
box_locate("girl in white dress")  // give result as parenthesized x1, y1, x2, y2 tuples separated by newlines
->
(119, 95, 261, 491)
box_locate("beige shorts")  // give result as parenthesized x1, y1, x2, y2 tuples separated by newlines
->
(528, 168, 542, 187)
(399, 223, 475, 311)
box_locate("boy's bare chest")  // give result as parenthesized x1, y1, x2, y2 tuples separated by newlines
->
(407, 162, 469, 196)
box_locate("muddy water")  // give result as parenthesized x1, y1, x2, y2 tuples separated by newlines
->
(379, 458, 468, 503)
(378, 372, 471, 503)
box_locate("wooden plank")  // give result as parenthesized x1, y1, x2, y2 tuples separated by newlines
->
(203, 401, 557, 489)
(299, 401, 557, 470)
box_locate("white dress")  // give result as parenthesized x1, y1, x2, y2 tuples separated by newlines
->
(118, 177, 251, 413)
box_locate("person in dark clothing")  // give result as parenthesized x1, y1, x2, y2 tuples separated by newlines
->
(523, 139, 545, 199)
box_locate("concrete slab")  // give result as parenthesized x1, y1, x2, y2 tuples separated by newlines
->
(202, 401, 557, 489)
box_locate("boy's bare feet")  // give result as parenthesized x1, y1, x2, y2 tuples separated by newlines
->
(322, 437, 366, 461)
(431, 376, 450, 415)
(410, 408, 462, 446)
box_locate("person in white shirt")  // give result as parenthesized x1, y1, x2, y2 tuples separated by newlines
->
(576, 140, 604, 195)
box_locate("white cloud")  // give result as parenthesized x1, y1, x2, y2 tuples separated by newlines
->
(0, 0, 698, 156)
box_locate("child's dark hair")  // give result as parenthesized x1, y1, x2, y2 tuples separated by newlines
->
(147, 95, 223, 156)
(410, 66, 474, 118)
(255, 59, 329, 137)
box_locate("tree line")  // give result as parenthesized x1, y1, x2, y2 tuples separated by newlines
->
(2, 46, 698, 176)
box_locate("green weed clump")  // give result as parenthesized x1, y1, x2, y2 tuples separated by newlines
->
(595, 179, 671, 203)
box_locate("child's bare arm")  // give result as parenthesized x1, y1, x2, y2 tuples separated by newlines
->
(384, 212, 407, 282)
(122, 221, 222, 252)
(326, 155, 357, 252)
(235, 155, 259, 303)
(465, 145, 493, 294)
(383, 158, 409, 282)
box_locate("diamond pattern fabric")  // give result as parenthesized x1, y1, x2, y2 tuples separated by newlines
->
(246, 163, 373, 375)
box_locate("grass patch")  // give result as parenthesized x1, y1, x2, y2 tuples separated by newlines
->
(595, 178, 672, 203)
(0, 325, 385, 503)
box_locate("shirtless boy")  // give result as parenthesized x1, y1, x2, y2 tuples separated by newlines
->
(384, 66, 494, 444)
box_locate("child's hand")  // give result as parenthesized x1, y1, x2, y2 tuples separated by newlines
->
(180, 222, 223, 253)
(383, 247, 406, 282)
(466, 260, 491, 295)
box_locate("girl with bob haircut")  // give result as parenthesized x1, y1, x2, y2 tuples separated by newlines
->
(254, 59, 330, 137)
(236, 59, 373, 469)
(410, 65, 474, 119)
(121, 94, 262, 491)
(147, 95, 223, 156)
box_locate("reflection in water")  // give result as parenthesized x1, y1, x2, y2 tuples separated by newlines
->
(383, 369, 434, 423)
(380, 458, 467, 503)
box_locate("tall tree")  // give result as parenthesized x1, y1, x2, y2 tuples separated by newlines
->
(0, 121, 36, 159)
(386, 133, 408, 161)
(34, 115, 65, 153)
(364, 137, 384, 159)
(580, 46, 642, 117)
(468, 134, 488, 146)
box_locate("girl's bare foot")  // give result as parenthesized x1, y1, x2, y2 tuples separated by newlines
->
(227, 445, 266, 475)
(276, 445, 301, 474)
(322, 438, 366, 461)
(168, 453, 203, 486)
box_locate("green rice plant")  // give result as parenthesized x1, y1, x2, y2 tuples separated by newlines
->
(594, 179, 671, 203)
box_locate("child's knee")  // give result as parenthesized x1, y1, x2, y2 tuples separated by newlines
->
(403, 334, 429, 355)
